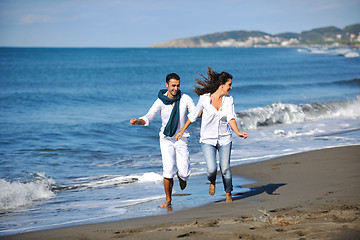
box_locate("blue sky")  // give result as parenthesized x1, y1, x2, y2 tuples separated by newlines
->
(0, 0, 359, 47)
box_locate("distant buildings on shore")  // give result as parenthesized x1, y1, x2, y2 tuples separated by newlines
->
(151, 24, 360, 48)
(203, 35, 300, 48)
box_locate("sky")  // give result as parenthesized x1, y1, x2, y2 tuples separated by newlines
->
(0, 0, 359, 47)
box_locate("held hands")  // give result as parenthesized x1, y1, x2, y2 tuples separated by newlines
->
(176, 119, 191, 141)
(175, 131, 184, 141)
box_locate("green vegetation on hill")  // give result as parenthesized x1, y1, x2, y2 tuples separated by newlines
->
(194, 31, 270, 43)
(151, 24, 360, 48)
(300, 26, 345, 43)
(275, 32, 299, 39)
(343, 24, 360, 34)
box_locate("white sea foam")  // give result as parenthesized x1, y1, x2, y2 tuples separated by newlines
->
(299, 47, 360, 58)
(57, 172, 164, 191)
(237, 97, 360, 130)
(139, 172, 164, 182)
(344, 52, 360, 58)
(273, 128, 325, 138)
(0, 173, 55, 211)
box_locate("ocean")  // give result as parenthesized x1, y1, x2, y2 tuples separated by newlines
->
(0, 47, 359, 236)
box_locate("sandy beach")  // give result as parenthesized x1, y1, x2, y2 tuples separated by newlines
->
(2, 145, 360, 240)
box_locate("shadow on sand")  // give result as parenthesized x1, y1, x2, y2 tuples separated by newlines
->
(216, 183, 287, 203)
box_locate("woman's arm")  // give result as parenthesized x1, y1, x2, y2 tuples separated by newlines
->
(226, 96, 248, 139)
(176, 96, 204, 140)
(229, 119, 248, 139)
(176, 119, 192, 140)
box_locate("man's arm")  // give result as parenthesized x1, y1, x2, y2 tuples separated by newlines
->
(130, 99, 162, 126)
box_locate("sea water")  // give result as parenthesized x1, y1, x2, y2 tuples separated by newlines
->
(0, 47, 359, 236)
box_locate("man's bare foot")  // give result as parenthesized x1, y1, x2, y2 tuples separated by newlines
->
(160, 200, 171, 208)
(226, 193, 232, 203)
(177, 172, 187, 190)
(209, 183, 215, 196)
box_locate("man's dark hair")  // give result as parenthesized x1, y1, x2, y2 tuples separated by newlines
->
(166, 73, 180, 83)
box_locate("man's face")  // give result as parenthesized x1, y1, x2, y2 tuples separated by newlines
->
(166, 79, 180, 98)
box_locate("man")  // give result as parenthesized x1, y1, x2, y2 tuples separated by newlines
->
(130, 73, 195, 208)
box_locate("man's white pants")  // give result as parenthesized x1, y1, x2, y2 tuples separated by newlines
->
(160, 137, 190, 181)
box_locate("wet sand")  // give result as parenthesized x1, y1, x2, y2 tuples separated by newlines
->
(2, 145, 360, 240)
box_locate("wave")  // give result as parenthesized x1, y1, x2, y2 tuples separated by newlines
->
(0, 173, 55, 211)
(298, 47, 360, 58)
(0, 172, 164, 211)
(236, 78, 360, 92)
(54, 172, 164, 191)
(331, 79, 360, 87)
(237, 96, 360, 130)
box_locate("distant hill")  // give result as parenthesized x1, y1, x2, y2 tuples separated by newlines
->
(300, 26, 345, 43)
(275, 32, 300, 39)
(150, 24, 360, 48)
(343, 24, 360, 35)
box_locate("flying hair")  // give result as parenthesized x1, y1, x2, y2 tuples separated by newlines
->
(194, 67, 233, 96)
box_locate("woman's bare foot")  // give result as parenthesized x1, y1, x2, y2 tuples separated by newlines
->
(209, 183, 215, 196)
(226, 193, 232, 203)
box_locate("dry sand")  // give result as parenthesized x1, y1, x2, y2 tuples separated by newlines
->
(2, 145, 360, 240)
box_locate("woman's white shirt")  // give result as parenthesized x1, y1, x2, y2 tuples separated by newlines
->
(188, 93, 236, 146)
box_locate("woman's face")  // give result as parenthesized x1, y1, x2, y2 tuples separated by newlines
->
(221, 78, 232, 95)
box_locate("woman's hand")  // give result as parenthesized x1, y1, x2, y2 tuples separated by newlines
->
(237, 132, 249, 139)
(176, 119, 192, 141)
(229, 119, 248, 139)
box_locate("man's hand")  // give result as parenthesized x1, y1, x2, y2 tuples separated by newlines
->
(130, 118, 145, 125)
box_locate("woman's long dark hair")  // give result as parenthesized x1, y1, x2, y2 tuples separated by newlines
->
(194, 67, 233, 96)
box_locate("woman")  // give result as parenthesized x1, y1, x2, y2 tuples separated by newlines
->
(176, 67, 248, 203)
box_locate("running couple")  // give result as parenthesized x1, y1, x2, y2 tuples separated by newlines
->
(130, 67, 248, 208)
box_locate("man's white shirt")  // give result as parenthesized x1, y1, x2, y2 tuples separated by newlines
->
(140, 92, 195, 138)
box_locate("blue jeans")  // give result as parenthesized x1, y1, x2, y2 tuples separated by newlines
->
(201, 142, 233, 193)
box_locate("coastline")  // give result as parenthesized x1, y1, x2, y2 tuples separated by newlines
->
(2, 145, 360, 240)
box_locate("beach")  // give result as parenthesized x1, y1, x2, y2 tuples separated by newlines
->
(2, 145, 359, 240)
(1, 47, 359, 235)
